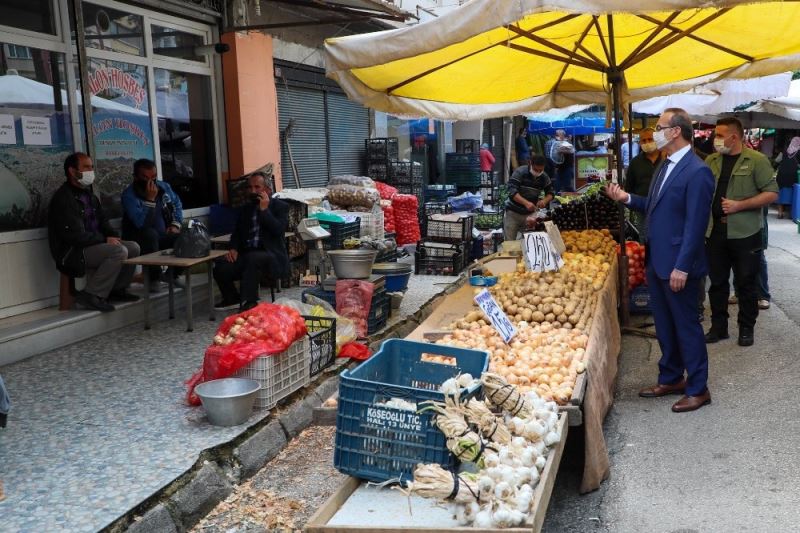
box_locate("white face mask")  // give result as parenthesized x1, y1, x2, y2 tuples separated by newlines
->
(653, 129, 671, 150)
(531, 170, 544, 177)
(640, 141, 658, 154)
(77, 170, 95, 187)
(714, 137, 732, 155)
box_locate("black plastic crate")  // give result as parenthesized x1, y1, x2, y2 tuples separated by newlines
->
(387, 161, 423, 185)
(448, 171, 482, 187)
(367, 162, 389, 181)
(286, 233, 307, 260)
(366, 138, 399, 162)
(446, 152, 480, 168)
(302, 287, 389, 336)
(424, 184, 457, 202)
(319, 219, 361, 250)
(424, 214, 474, 243)
(424, 202, 451, 216)
(303, 315, 337, 378)
(415, 241, 466, 275)
(456, 139, 480, 154)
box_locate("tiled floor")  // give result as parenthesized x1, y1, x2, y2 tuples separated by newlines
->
(0, 274, 455, 532)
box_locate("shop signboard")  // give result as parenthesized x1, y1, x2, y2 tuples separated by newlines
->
(522, 231, 564, 273)
(474, 288, 517, 343)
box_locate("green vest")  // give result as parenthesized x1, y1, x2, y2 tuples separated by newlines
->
(704, 147, 778, 239)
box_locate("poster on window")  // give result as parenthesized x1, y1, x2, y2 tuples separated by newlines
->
(88, 60, 154, 217)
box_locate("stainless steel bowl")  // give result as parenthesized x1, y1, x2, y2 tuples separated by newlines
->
(195, 378, 261, 426)
(372, 262, 413, 275)
(327, 249, 378, 279)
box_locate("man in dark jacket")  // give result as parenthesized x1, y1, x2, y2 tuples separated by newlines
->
(121, 158, 184, 292)
(48, 152, 141, 312)
(503, 155, 555, 240)
(213, 172, 289, 311)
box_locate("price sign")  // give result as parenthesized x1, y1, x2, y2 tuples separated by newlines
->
(522, 231, 564, 272)
(474, 289, 517, 344)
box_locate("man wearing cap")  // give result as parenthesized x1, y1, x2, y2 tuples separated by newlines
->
(48, 152, 141, 312)
(703, 117, 778, 347)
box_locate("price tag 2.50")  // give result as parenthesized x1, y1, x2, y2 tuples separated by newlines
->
(523, 231, 565, 273)
(474, 289, 517, 344)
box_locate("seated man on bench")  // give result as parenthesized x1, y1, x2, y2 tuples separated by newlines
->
(121, 158, 184, 292)
(213, 172, 289, 312)
(48, 152, 141, 312)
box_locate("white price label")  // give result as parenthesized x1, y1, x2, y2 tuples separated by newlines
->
(474, 289, 517, 344)
(522, 232, 564, 272)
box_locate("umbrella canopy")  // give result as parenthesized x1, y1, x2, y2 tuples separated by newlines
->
(528, 112, 621, 135)
(325, 0, 800, 120)
(723, 79, 800, 128)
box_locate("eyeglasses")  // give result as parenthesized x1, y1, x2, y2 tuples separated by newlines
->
(654, 124, 676, 132)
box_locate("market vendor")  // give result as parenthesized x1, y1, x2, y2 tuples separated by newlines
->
(624, 127, 663, 242)
(213, 172, 289, 312)
(503, 155, 555, 240)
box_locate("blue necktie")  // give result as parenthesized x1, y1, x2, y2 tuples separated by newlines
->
(652, 159, 672, 200)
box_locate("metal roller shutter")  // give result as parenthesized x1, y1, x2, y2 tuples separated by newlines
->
(276, 84, 329, 188)
(326, 92, 368, 178)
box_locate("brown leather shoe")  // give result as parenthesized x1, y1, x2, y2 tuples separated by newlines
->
(671, 390, 711, 413)
(638, 380, 686, 398)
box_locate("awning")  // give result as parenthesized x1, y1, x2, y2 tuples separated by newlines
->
(228, 0, 413, 31)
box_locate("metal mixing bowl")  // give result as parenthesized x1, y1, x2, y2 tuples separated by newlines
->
(327, 249, 378, 279)
(195, 378, 261, 426)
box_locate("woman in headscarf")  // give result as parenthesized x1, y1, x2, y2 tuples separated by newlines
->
(775, 136, 800, 219)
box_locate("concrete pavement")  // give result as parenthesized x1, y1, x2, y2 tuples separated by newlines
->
(544, 213, 800, 533)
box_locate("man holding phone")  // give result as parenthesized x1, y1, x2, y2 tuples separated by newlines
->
(121, 158, 184, 292)
(213, 172, 290, 312)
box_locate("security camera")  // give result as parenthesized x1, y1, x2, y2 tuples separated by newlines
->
(194, 43, 231, 55)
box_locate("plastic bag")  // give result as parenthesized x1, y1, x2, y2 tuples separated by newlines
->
(328, 175, 375, 188)
(174, 219, 211, 258)
(185, 303, 307, 405)
(447, 192, 483, 212)
(304, 294, 357, 353)
(328, 184, 380, 209)
(338, 342, 371, 361)
(374, 181, 398, 200)
(335, 280, 374, 338)
(392, 194, 421, 246)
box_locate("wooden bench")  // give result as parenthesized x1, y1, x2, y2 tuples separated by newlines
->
(59, 273, 76, 311)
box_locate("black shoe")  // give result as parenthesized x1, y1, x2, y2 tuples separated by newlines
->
(738, 327, 754, 347)
(74, 290, 115, 312)
(214, 299, 239, 310)
(704, 329, 730, 343)
(108, 289, 141, 303)
(239, 301, 258, 312)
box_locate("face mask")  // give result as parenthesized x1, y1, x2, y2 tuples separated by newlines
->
(77, 170, 95, 187)
(714, 137, 732, 155)
(653, 130, 671, 150)
(640, 141, 657, 154)
(531, 170, 543, 177)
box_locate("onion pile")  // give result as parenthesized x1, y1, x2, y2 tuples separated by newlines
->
(434, 323, 587, 404)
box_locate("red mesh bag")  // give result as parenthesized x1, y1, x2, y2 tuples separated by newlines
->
(335, 279, 374, 338)
(185, 303, 307, 405)
(374, 181, 398, 200)
(392, 194, 421, 246)
(381, 201, 396, 233)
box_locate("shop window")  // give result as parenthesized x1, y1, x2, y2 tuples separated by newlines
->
(82, 2, 144, 57)
(155, 68, 217, 208)
(86, 58, 154, 218)
(6, 45, 33, 60)
(151, 25, 205, 63)
(0, 0, 57, 35)
(0, 46, 73, 231)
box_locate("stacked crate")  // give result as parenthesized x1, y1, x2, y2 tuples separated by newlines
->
(365, 138, 398, 183)
(416, 212, 474, 276)
(445, 153, 481, 188)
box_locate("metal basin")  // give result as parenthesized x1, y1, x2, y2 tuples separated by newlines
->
(327, 249, 378, 279)
(195, 378, 260, 426)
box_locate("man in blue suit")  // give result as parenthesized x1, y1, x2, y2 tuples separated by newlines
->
(606, 108, 715, 413)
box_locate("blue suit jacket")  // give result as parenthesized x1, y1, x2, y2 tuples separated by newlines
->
(628, 150, 715, 280)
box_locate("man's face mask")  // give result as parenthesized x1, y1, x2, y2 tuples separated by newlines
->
(77, 170, 95, 187)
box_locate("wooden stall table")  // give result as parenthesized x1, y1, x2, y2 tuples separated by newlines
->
(123, 249, 227, 331)
(210, 234, 231, 248)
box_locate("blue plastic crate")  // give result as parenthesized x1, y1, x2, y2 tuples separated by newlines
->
(630, 285, 652, 314)
(334, 339, 490, 483)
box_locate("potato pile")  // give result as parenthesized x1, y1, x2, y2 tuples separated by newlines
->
(434, 323, 588, 404)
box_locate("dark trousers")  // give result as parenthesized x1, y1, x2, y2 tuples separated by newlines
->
(123, 227, 178, 281)
(706, 225, 762, 331)
(647, 267, 709, 396)
(213, 250, 273, 304)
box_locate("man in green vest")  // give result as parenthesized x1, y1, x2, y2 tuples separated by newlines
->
(703, 118, 778, 347)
